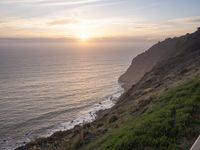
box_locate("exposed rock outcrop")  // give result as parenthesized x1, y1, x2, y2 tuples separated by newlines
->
(119, 28, 200, 90)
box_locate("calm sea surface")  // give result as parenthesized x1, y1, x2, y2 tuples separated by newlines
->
(0, 41, 152, 149)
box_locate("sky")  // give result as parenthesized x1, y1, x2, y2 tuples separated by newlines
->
(0, 0, 200, 40)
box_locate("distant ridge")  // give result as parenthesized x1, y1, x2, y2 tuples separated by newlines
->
(119, 27, 200, 90)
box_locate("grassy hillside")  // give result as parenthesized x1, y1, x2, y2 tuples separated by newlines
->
(85, 76, 200, 150)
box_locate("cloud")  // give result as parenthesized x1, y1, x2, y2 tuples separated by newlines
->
(0, 0, 104, 6)
(0, 0, 43, 4)
(48, 18, 79, 26)
(40, 0, 103, 6)
(170, 16, 200, 24)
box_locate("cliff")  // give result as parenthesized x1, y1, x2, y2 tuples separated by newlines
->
(16, 28, 200, 150)
(119, 27, 200, 90)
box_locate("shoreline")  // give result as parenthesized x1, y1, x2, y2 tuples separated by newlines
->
(14, 86, 124, 150)
(45, 87, 123, 135)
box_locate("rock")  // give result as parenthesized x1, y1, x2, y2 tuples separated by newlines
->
(97, 128, 108, 134)
(108, 115, 118, 123)
(96, 123, 103, 128)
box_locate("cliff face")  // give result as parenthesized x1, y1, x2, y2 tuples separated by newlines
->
(87, 28, 200, 149)
(119, 28, 200, 90)
(16, 28, 200, 150)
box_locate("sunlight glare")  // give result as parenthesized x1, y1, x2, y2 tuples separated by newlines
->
(79, 34, 90, 41)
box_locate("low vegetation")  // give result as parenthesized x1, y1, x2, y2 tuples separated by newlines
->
(85, 76, 200, 150)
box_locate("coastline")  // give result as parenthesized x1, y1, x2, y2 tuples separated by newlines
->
(14, 85, 124, 150)
(45, 86, 123, 136)
(15, 28, 200, 150)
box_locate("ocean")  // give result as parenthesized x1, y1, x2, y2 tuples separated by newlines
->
(0, 40, 152, 149)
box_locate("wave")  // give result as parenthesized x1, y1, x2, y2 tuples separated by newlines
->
(3, 86, 123, 150)
(46, 86, 123, 135)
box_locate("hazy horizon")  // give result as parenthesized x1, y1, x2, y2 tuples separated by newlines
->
(0, 0, 200, 41)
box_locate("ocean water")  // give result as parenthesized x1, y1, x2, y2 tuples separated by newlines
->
(0, 41, 152, 149)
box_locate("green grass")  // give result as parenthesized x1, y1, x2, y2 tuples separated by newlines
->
(85, 76, 200, 150)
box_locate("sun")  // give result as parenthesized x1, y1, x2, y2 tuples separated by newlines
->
(79, 34, 90, 41)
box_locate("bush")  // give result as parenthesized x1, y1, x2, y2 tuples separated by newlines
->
(108, 115, 118, 123)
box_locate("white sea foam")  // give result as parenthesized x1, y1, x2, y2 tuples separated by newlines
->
(47, 87, 123, 135)
(6, 87, 123, 150)
(0, 44, 136, 150)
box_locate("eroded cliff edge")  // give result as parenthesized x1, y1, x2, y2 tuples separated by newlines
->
(119, 27, 200, 90)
